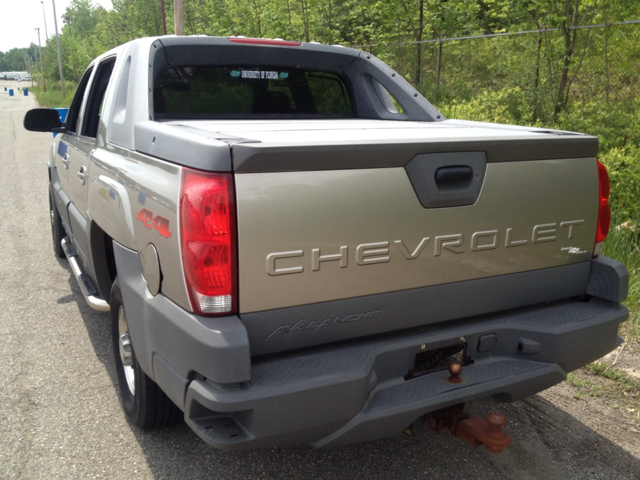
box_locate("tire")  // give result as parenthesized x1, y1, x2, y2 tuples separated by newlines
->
(110, 278, 180, 429)
(49, 186, 66, 259)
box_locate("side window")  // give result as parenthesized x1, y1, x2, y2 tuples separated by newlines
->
(81, 57, 116, 138)
(65, 66, 94, 134)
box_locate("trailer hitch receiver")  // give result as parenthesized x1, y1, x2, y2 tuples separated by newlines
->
(457, 412, 511, 453)
(404, 363, 511, 453)
(422, 404, 511, 454)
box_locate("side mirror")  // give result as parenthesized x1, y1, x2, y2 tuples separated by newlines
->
(23, 108, 65, 133)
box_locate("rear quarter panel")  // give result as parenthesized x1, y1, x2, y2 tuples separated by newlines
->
(88, 145, 190, 310)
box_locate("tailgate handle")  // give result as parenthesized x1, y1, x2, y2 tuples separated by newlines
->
(404, 152, 487, 209)
(435, 166, 474, 191)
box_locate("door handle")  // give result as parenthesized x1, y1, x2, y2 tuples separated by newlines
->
(77, 166, 87, 185)
(61, 153, 71, 169)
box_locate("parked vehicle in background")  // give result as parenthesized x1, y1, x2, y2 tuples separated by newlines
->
(2, 71, 28, 81)
(24, 36, 628, 451)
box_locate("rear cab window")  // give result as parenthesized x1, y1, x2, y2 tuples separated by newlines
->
(154, 66, 353, 119)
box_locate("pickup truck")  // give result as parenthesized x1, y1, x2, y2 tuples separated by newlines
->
(24, 35, 628, 450)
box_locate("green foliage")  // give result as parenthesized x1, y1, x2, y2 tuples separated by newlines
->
(3, 0, 638, 103)
(0, 45, 40, 72)
(0, 49, 24, 71)
(599, 146, 640, 224)
(30, 84, 75, 108)
(558, 104, 640, 152)
(438, 86, 542, 125)
(599, 146, 640, 338)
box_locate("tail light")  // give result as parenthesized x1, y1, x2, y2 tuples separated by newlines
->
(180, 168, 237, 315)
(593, 160, 611, 256)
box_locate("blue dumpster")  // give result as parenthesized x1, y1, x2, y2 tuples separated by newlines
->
(24, 88, 28, 96)
(9, 89, 14, 96)
(52, 108, 69, 138)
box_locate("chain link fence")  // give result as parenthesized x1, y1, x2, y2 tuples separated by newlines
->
(365, 21, 640, 122)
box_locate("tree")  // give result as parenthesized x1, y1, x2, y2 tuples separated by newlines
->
(0, 48, 30, 71)
(522, 0, 597, 119)
(391, 0, 480, 86)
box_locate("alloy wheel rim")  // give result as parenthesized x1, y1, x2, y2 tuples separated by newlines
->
(118, 306, 135, 395)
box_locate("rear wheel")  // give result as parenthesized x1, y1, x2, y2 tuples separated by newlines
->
(49, 186, 65, 259)
(110, 278, 180, 428)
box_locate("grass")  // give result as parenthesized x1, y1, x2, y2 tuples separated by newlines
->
(601, 225, 640, 338)
(30, 84, 74, 108)
(567, 362, 640, 424)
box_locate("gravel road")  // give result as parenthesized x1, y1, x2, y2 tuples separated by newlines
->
(1, 81, 639, 480)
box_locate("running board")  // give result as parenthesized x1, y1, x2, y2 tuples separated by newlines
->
(61, 237, 110, 312)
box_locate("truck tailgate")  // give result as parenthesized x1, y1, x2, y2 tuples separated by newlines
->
(236, 158, 597, 310)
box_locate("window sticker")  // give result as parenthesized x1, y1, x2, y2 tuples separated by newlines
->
(245, 70, 278, 79)
(231, 70, 285, 80)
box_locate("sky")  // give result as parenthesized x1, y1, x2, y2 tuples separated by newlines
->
(0, 0, 113, 53)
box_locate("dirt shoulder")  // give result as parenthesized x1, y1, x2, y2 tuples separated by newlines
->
(536, 338, 640, 474)
(557, 336, 640, 448)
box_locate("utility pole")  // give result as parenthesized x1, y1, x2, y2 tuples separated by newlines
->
(51, 0, 65, 99)
(160, 0, 168, 35)
(174, 0, 184, 35)
(35, 27, 46, 92)
(21, 52, 31, 82)
(41, 1, 49, 39)
(436, 38, 442, 88)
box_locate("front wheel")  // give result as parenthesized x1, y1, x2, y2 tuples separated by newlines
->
(110, 278, 180, 428)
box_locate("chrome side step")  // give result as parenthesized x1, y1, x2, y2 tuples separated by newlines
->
(61, 237, 110, 312)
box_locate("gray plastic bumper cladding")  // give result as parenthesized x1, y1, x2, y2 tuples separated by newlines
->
(113, 243, 628, 450)
(185, 298, 626, 449)
(113, 243, 251, 408)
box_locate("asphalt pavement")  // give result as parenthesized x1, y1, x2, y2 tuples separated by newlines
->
(1, 80, 639, 480)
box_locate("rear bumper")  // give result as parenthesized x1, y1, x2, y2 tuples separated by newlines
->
(183, 297, 627, 449)
(112, 242, 628, 449)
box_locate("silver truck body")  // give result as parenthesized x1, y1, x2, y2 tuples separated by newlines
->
(30, 36, 628, 449)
